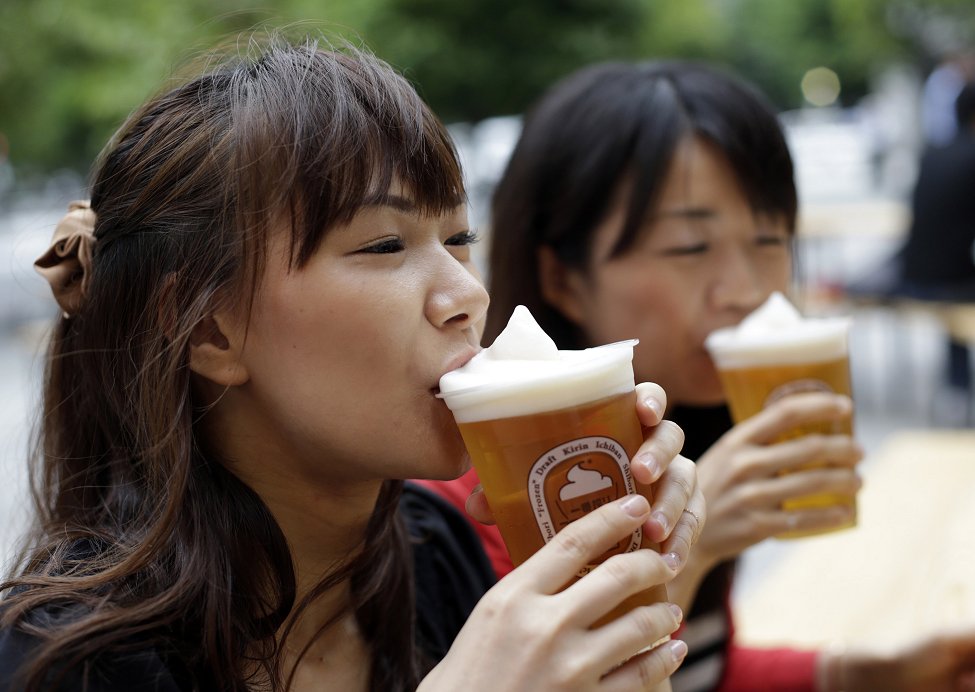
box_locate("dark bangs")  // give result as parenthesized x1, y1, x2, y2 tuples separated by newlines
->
(612, 62, 798, 258)
(522, 61, 797, 267)
(229, 38, 465, 269)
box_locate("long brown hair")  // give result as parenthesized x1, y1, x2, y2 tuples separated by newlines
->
(1, 34, 464, 691)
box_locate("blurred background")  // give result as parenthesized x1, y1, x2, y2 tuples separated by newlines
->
(1, 0, 974, 646)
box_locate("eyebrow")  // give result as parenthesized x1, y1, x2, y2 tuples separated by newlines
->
(361, 192, 419, 213)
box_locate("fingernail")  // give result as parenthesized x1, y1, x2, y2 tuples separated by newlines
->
(668, 639, 688, 664)
(634, 452, 659, 480)
(620, 494, 650, 518)
(642, 395, 663, 418)
(651, 510, 670, 535)
(668, 603, 683, 624)
(662, 551, 681, 571)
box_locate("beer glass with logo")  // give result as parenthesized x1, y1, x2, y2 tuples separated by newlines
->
(705, 292, 856, 538)
(439, 306, 667, 624)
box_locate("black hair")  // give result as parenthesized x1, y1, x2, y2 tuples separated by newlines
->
(485, 61, 797, 347)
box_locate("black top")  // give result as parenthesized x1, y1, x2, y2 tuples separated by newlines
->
(669, 403, 736, 623)
(0, 483, 495, 691)
(668, 405, 736, 692)
(902, 133, 975, 287)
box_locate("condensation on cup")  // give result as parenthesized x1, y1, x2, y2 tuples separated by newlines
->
(705, 292, 856, 537)
(439, 305, 667, 624)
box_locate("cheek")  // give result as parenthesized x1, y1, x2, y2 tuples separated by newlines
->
(760, 253, 792, 294)
(586, 266, 672, 334)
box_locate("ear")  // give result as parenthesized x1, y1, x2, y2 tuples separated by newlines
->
(188, 311, 250, 387)
(537, 245, 588, 327)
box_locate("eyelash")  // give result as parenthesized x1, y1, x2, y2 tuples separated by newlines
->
(662, 243, 708, 256)
(756, 235, 789, 247)
(446, 229, 481, 247)
(359, 238, 405, 254)
(358, 229, 480, 254)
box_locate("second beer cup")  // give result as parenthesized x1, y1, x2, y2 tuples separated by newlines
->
(705, 292, 857, 538)
(439, 305, 667, 625)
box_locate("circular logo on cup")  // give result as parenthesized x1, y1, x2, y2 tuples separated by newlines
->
(528, 436, 641, 576)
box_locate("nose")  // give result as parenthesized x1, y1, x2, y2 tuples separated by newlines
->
(710, 245, 766, 315)
(426, 248, 490, 332)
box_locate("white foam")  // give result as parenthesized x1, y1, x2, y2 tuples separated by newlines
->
(704, 292, 850, 369)
(439, 305, 636, 423)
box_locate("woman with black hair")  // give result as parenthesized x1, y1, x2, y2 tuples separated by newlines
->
(425, 61, 975, 691)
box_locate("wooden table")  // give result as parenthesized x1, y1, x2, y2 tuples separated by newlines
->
(733, 429, 975, 650)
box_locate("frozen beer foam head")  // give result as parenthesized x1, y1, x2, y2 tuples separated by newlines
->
(439, 305, 637, 423)
(704, 292, 850, 370)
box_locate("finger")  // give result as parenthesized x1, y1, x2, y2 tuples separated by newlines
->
(746, 467, 862, 507)
(740, 434, 863, 479)
(558, 550, 676, 628)
(517, 495, 653, 594)
(635, 382, 667, 428)
(730, 393, 853, 446)
(641, 455, 696, 544)
(577, 602, 682, 678)
(600, 638, 689, 692)
(632, 420, 685, 485)
(658, 486, 706, 567)
(464, 485, 496, 525)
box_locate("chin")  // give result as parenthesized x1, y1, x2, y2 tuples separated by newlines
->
(415, 430, 472, 481)
(672, 378, 727, 408)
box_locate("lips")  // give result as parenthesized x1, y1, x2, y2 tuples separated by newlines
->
(432, 347, 480, 394)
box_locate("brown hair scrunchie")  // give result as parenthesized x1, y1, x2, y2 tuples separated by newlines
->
(34, 200, 96, 317)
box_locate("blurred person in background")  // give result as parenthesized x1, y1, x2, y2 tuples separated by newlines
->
(901, 81, 975, 299)
(921, 49, 975, 147)
(0, 36, 699, 691)
(898, 80, 975, 395)
(850, 81, 975, 401)
(422, 61, 975, 691)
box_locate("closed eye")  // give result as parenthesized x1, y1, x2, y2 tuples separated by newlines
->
(358, 237, 405, 254)
(755, 235, 789, 247)
(445, 229, 481, 247)
(660, 243, 708, 256)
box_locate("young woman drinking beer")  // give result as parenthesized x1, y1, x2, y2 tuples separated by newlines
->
(425, 61, 975, 691)
(0, 37, 703, 691)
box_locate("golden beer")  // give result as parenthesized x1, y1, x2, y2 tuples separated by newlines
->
(705, 294, 856, 539)
(458, 390, 667, 626)
(440, 308, 668, 626)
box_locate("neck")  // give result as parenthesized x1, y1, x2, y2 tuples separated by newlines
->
(198, 382, 391, 688)
(246, 473, 384, 691)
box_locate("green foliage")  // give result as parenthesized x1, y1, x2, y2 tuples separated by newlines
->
(0, 0, 378, 175)
(361, 0, 647, 122)
(1, 0, 974, 175)
(720, 0, 907, 107)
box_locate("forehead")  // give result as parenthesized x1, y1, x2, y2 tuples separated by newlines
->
(588, 137, 786, 265)
(652, 136, 749, 209)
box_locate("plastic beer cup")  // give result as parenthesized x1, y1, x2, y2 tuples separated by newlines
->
(439, 306, 668, 624)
